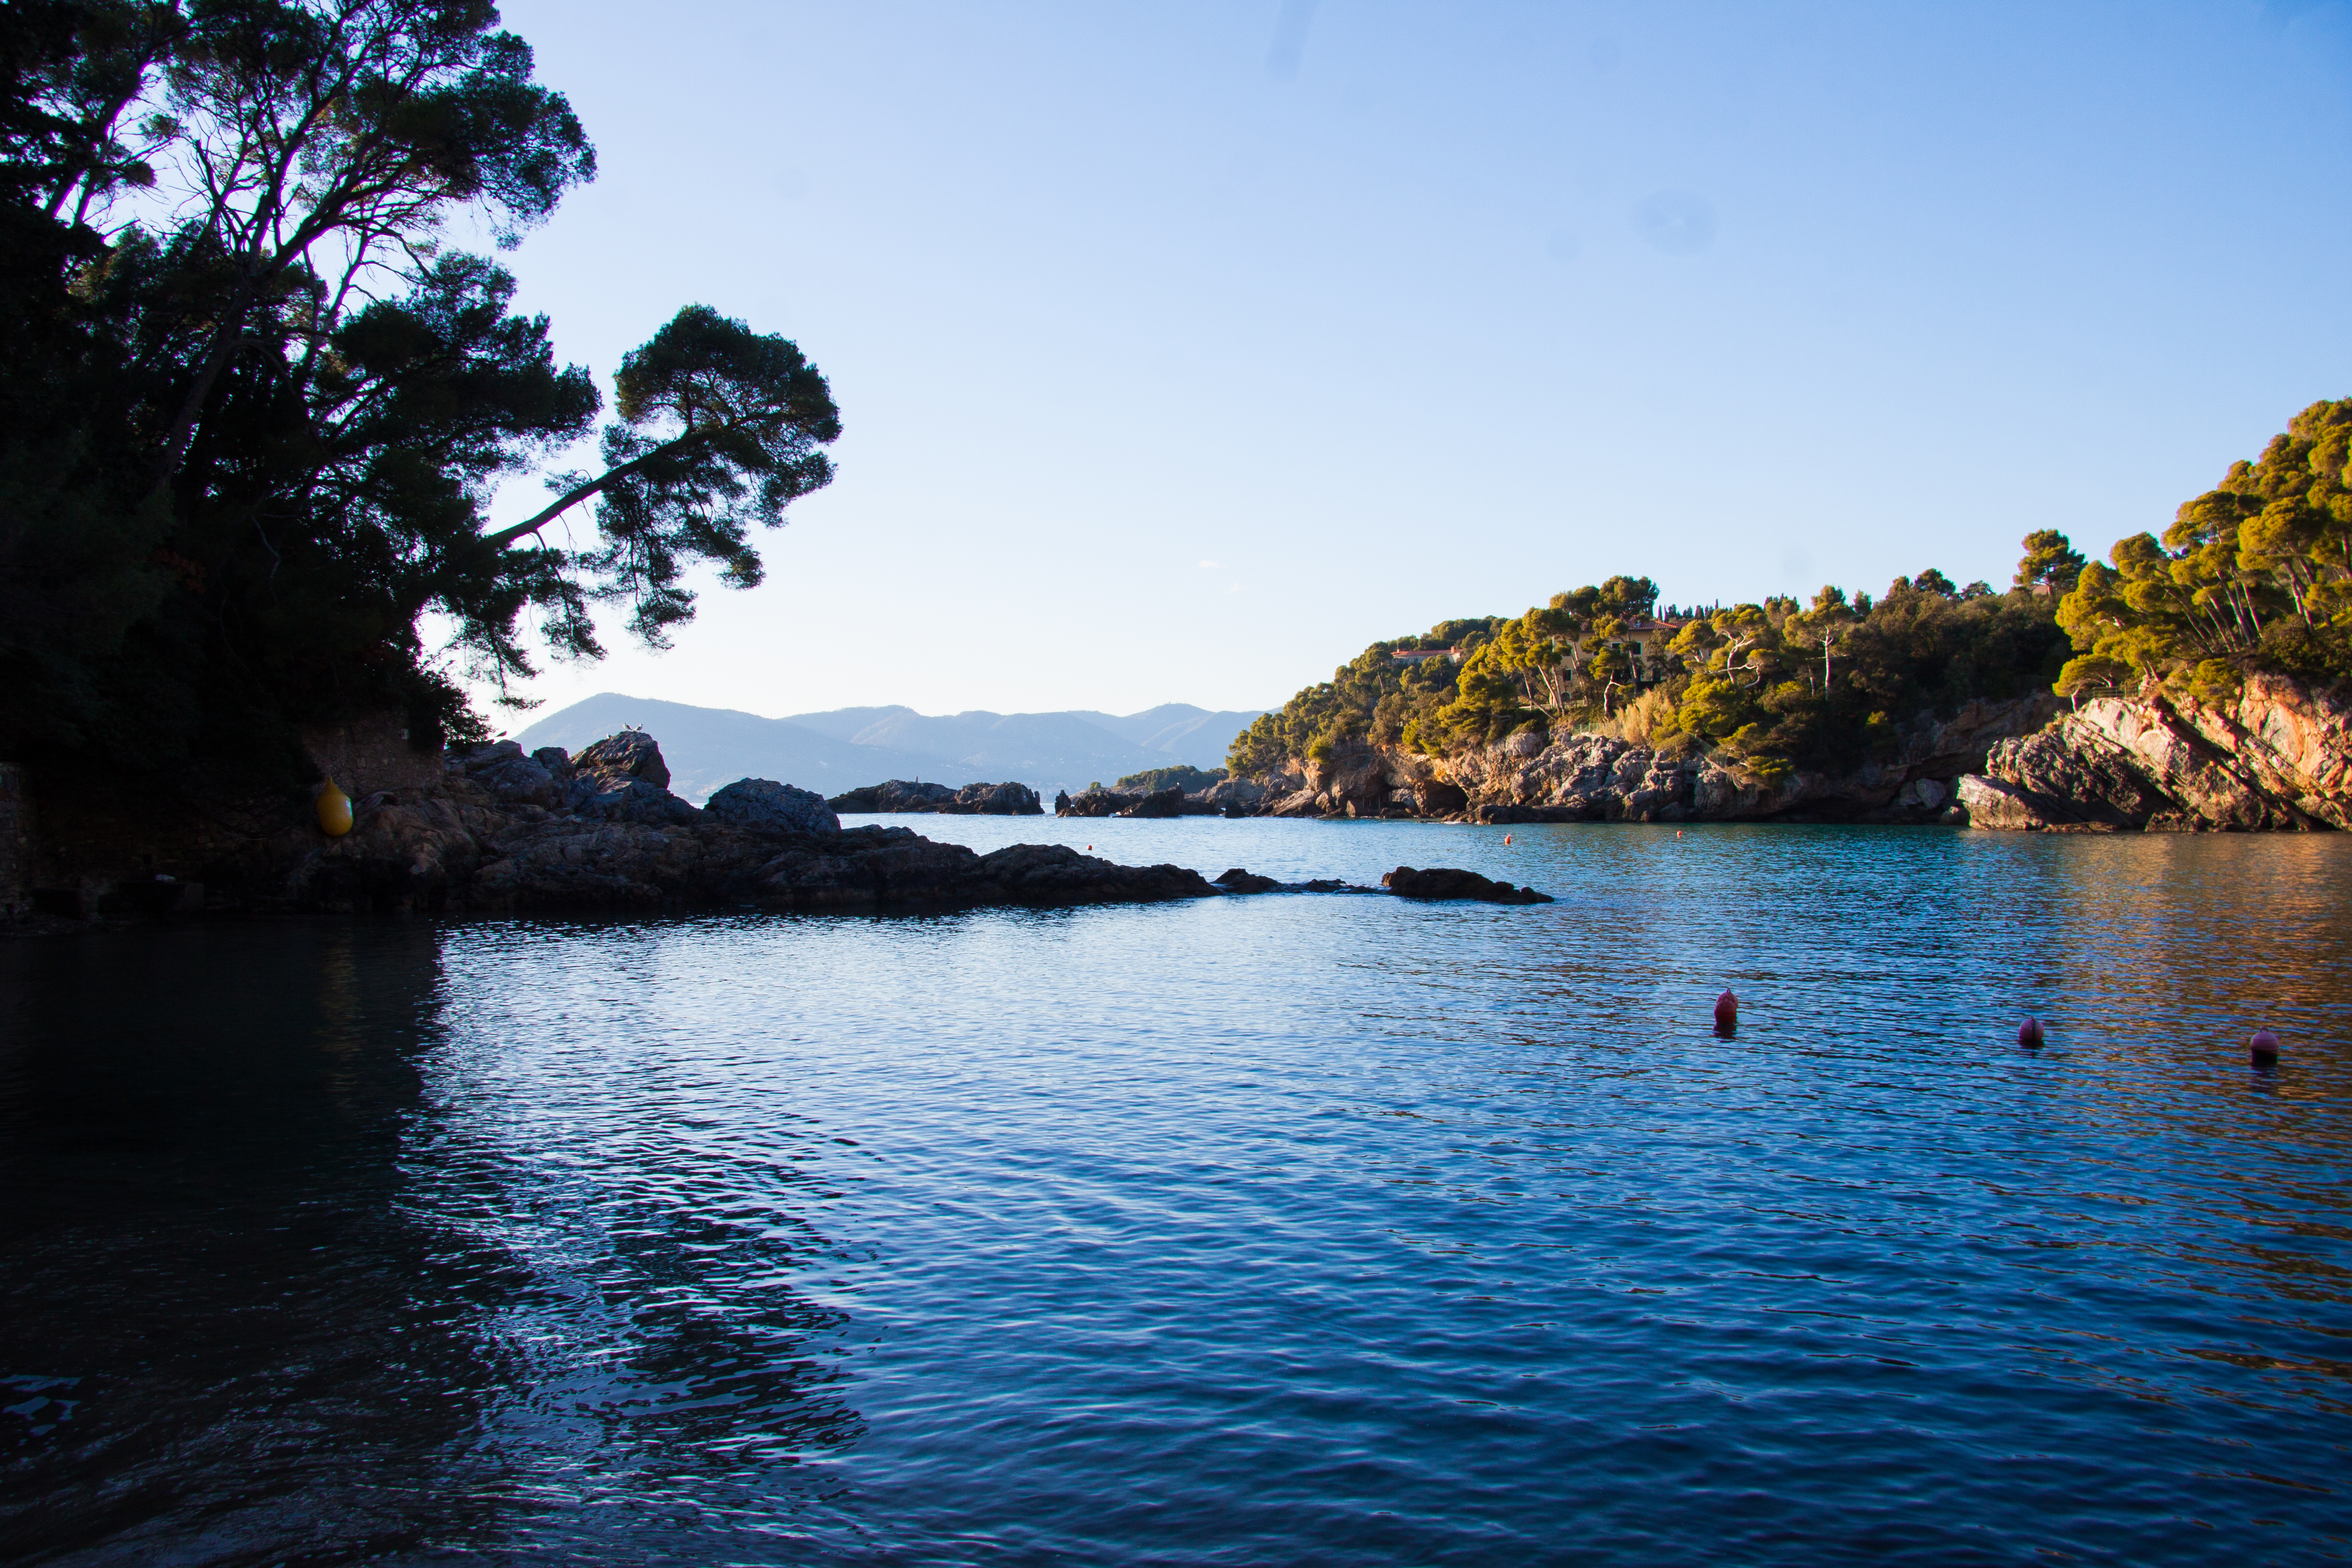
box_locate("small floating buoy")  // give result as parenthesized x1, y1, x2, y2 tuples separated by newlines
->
(1676, 830, 1684, 838)
(1503, 833, 1512, 844)
(2251, 1029, 2281, 1066)
(315, 778, 353, 837)
(2018, 1018, 2044, 1049)
(1714, 989, 1737, 1036)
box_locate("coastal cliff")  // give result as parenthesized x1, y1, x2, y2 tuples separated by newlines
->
(1957, 673, 2352, 832)
(1242, 695, 2062, 825)
(1224, 675, 2352, 832)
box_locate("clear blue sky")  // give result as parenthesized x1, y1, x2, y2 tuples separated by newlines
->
(466, 0, 2352, 725)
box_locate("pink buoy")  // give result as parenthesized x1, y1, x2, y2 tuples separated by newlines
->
(2251, 1029, 2281, 1065)
(2018, 1018, 2045, 1049)
(1714, 989, 1738, 1036)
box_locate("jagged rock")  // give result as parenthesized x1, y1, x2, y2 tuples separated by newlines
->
(1262, 788, 1323, 819)
(829, 779, 1040, 814)
(1119, 786, 1187, 819)
(831, 779, 960, 813)
(567, 775, 700, 826)
(1202, 778, 1265, 809)
(1956, 774, 2060, 832)
(532, 746, 575, 781)
(1963, 681, 2346, 833)
(573, 730, 671, 789)
(1213, 867, 1279, 894)
(954, 781, 1044, 815)
(1057, 788, 1138, 818)
(706, 778, 839, 834)
(1380, 865, 1554, 904)
(449, 740, 561, 807)
(1977, 720, 2171, 830)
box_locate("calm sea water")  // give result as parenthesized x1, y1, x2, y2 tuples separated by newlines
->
(3, 820, 2349, 1566)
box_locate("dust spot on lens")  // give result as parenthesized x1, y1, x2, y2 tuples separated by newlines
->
(1634, 190, 1715, 254)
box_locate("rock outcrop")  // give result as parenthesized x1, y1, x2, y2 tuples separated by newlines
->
(1380, 866, 1556, 905)
(1057, 787, 1136, 817)
(1057, 783, 1245, 819)
(705, 779, 840, 835)
(829, 780, 1044, 815)
(1957, 674, 2351, 833)
(1239, 697, 2059, 826)
(300, 765, 1209, 913)
(1120, 786, 1189, 819)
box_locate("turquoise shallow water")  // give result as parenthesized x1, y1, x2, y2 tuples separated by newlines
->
(3, 820, 2350, 1565)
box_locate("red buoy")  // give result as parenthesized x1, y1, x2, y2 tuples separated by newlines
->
(2018, 1018, 2045, 1049)
(2251, 1029, 2281, 1065)
(1714, 989, 1738, 1036)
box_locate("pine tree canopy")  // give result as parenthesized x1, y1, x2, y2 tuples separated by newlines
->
(0, 0, 840, 776)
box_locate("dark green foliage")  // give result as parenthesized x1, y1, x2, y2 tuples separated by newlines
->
(2057, 399, 2352, 697)
(1229, 554, 2073, 779)
(1114, 764, 1225, 793)
(0, 0, 839, 779)
(1226, 622, 1494, 778)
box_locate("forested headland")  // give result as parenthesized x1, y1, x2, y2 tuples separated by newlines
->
(0, 0, 837, 788)
(1230, 398, 2352, 784)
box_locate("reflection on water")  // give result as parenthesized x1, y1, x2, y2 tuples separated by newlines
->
(1, 824, 2348, 1566)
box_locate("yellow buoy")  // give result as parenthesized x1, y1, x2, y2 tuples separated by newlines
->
(316, 778, 353, 836)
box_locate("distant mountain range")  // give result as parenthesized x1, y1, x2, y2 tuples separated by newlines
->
(511, 693, 1267, 803)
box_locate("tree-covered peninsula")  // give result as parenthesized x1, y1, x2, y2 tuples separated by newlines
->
(1231, 398, 2352, 787)
(0, 0, 839, 785)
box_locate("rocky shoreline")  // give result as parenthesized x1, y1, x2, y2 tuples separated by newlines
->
(1, 729, 1554, 923)
(1221, 696, 2060, 826)
(1197, 674, 2352, 834)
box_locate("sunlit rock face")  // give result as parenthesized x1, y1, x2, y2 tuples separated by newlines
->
(1242, 694, 2063, 825)
(1960, 675, 2352, 833)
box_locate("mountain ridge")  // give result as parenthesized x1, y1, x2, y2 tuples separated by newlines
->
(512, 693, 1265, 803)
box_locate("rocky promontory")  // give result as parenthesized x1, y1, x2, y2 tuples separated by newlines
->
(5, 726, 1559, 920)
(304, 739, 1172, 912)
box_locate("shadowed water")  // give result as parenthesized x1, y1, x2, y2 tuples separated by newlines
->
(3, 822, 2348, 1565)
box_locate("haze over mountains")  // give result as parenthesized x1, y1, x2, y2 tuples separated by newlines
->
(513, 693, 1266, 803)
